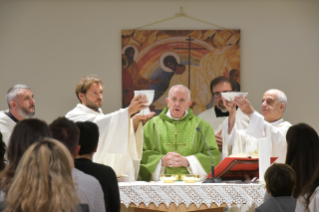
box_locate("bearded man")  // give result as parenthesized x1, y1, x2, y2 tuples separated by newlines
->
(0, 84, 35, 146)
(66, 75, 154, 181)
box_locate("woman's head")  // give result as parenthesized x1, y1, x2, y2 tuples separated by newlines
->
(1, 118, 51, 192)
(5, 138, 79, 212)
(285, 123, 319, 198)
(7, 118, 51, 167)
(286, 123, 319, 165)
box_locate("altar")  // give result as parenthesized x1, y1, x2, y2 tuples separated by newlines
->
(119, 181, 265, 212)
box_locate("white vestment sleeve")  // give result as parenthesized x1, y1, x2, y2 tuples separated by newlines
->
(264, 120, 289, 163)
(186, 155, 207, 180)
(223, 119, 238, 154)
(246, 111, 265, 138)
(94, 108, 129, 156)
(225, 111, 263, 156)
(223, 114, 255, 156)
(67, 104, 143, 182)
(152, 159, 164, 181)
(219, 109, 250, 160)
(245, 112, 289, 163)
(130, 122, 144, 180)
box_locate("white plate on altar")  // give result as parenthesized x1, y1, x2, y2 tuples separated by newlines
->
(221, 92, 248, 102)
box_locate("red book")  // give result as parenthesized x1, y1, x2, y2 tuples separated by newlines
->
(207, 157, 278, 180)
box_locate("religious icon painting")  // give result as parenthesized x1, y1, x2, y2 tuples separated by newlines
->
(121, 30, 241, 115)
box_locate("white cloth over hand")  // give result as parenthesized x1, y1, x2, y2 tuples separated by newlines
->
(66, 104, 143, 181)
(199, 107, 250, 162)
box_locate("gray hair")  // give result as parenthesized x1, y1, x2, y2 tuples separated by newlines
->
(168, 84, 191, 101)
(6, 84, 31, 109)
(268, 89, 287, 113)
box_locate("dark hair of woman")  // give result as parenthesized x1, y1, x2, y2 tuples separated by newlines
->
(285, 123, 319, 198)
(0, 132, 6, 171)
(300, 163, 319, 210)
(0, 118, 51, 193)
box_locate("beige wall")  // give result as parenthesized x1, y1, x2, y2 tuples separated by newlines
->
(0, 0, 318, 132)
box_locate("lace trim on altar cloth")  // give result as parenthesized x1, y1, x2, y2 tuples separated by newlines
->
(119, 182, 265, 209)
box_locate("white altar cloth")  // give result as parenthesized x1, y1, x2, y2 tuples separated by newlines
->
(119, 181, 265, 209)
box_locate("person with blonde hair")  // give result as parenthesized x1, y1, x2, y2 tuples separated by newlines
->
(3, 138, 83, 212)
(66, 74, 154, 181)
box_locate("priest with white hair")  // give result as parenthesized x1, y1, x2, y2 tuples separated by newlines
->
(140, 84, 219, 181)
(222, 89, 291, 163)
(152, 52, 211, 115)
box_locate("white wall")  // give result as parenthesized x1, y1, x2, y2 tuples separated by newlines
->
(0, 0, 318, 132)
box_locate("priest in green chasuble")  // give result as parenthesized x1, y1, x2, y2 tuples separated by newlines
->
(140, 85, 220, 181)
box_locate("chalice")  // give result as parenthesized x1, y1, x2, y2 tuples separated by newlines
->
(134, 90, 155, 115)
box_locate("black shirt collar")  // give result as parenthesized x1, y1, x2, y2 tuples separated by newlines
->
(6, 111, 19, 123)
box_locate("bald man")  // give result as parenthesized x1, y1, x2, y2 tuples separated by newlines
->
(140, 84, 219, 181)
(223, 89, 291, 163)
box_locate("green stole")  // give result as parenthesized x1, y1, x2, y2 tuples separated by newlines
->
(155, 107, 201, 175)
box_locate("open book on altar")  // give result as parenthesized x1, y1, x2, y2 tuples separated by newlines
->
(207, 155, 278, 181)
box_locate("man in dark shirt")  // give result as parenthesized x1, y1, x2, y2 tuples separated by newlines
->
(75, 121, 121, 212)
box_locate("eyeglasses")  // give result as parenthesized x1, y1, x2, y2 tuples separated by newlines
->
(212, 92, 222, 99)
(212, 91, 231, 99)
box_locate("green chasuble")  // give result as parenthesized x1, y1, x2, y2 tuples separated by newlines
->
(139, 107, 219, 181)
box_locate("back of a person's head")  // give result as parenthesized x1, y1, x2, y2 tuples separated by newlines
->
(285, 123, 319, 198)
(76, 121, 99, 155)
(49, 117, 80, 155)
(5, 138, 80, 212)
(264, 163, 296, 197)
(0, 132, 6, 171)
(0, 118, 51, 192)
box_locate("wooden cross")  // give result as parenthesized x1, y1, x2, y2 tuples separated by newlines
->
(166, 133, 187, 151)
(174, 36, 206, 89)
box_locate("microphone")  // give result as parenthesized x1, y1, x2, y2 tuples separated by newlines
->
(196, 127, 222, 183)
